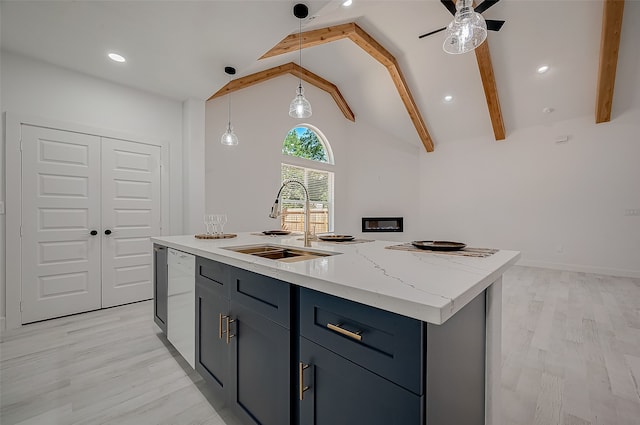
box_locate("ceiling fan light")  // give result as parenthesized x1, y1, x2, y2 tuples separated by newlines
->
(289, 84, 312, 118)
(443, 3, 487, 54)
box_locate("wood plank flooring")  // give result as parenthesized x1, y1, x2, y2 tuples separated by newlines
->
(1, 265, 639, 425)
(502, 267, 640, 425)
(0, 301, 244, 425)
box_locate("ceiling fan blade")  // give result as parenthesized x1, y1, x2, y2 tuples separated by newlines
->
(486, 20, 505, 31)
(474, 0, 500, 14)
(440, 0, 457, 16)
(418, 27, 447, 39)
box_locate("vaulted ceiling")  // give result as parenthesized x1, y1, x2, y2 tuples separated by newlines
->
(2, 0, 639, 150)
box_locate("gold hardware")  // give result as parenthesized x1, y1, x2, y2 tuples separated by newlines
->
(226, 315, 236, 345)
(299, 362, 310, 401)
(219, 313, 224, 339)
(327, 322, 363, 341)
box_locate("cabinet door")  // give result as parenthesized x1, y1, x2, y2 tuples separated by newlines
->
(153, 244, 168, 333)
(229, 301, 291, 425)
(299, 337, 423, 425)
(195, 280, 229, 400)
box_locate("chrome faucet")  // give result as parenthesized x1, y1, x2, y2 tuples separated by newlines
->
(269, 180, 311, 247)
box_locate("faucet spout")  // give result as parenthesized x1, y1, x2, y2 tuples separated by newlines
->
(269, 180, 311, 247)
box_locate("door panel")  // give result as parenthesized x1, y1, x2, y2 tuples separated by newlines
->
(21, 125, 102, 323)
(101, 138, 161, 307)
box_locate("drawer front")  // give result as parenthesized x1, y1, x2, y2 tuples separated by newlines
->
(230, 268, 291, 328)
(299, 337, 423, 425)
(300, 288, 423, 394)
(196, 256, 231, 298)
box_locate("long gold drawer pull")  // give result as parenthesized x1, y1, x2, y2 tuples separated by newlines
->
(219, 314, 224, 339)
(226, 316, 236, 345)
(327, 322, 362, 341)
(299, 362, 310, 401)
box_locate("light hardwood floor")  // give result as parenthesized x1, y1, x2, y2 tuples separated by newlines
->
(1, 265, 639, 425)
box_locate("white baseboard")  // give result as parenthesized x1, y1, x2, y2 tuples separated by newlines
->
(516, 259, 640, 279)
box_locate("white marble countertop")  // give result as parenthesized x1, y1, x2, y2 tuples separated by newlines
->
(152, 233, 520, 324)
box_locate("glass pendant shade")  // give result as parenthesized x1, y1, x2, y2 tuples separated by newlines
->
(289, 84, 312, 118)
(221, 124, 238, 147)
(443, 0, 487, 54)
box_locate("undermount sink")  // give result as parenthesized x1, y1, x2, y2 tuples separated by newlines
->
(224, 244, 338, 262)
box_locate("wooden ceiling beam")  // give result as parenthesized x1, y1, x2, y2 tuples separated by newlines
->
(474, 39, 506, 140)
(457, 0, 506, 141)
(260, 22, 435, 152)
(595, 0, 625, 124)
(260, 23, 356, 59)
(208, 62, 355, 122)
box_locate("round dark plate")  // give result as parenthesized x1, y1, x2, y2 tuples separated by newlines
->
(318, 235, 355, 242)
(411, 241, 467, 251)
(262, 230, 291, 236)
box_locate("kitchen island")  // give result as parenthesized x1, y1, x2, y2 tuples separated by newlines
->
(152, 233, 520, 425)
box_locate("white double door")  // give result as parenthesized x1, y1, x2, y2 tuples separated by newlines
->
(20, 125, 161, 324)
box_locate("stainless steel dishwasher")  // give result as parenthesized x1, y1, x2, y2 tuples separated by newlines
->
(167, 248, 195, 368)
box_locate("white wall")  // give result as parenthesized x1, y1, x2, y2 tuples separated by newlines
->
(0, 45, 5, 330)
(343, 121, 422, 242)
(205, 75, 420, 240)
(182, 98, 206, 234)
(0, 50, 185, 323)
(419, 109, 640, 278)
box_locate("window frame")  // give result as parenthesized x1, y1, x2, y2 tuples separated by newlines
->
(280, 124, 335, 233)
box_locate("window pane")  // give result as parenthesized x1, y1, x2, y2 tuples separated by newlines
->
(307, 170, 328, 203)
(281, 163, 333, 234)
(282, 127, 328, 163)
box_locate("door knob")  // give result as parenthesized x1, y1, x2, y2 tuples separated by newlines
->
(90, 230, 98, 236)
(104, 229, 112, 235)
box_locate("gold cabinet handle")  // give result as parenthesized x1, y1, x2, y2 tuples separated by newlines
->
(220, 314, 236, 343)
(225, 315, 236, 345)
(327, 322, 362, 341)
(299, 362, 310, 401)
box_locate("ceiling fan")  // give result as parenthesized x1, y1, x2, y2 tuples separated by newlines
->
(418, 0, 505, 40)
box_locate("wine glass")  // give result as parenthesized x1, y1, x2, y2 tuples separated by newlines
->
(204, 214, 214, 235)
(217, 214, 228, 236)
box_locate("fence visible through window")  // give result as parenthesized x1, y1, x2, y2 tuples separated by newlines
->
(280, 207, 329, 234)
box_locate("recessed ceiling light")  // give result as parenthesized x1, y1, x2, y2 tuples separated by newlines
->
(108, 53, 126, 63)
(543, 107, 554, 113)
(444, 95, 453, 102)
(537, 65, 549, 74)
(342, 0, 353, 6)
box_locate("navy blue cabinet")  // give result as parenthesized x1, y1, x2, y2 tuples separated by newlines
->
(299, 288, 424, 395)
(229, 300, 290, 425)
(195, 276, 229, 400)
(298, 288, 425, 424)
(299, 337, 423, 425)
(153, 244, 168, 333)
(176, 254, 487, 425)
(195, 257, 291, 425)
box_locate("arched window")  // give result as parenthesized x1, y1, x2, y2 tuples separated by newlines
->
(280, 125, 334, 233)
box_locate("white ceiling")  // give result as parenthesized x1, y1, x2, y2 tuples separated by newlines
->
(2, 0, 639, 146)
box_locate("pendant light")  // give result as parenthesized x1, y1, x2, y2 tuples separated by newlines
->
(289, 3, 312, 119)
(221, 66, 239, 147)
(443, 0, 487, 55)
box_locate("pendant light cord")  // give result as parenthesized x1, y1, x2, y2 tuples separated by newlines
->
(227, 88, 232, 130)
(298, 19, 303, 89)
